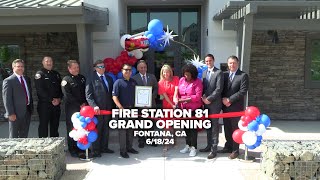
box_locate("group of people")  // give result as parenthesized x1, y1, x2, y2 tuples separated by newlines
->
(2, 53, 248, 160)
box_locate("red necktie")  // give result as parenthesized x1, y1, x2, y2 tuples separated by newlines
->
(20, 76, 28, 105)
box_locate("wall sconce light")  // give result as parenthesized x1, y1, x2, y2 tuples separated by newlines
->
(267, 30, 279, 44)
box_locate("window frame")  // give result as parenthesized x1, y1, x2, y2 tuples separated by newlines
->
(305, 33, 320, 89)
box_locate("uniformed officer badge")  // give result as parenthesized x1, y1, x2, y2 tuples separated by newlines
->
(35, 73, 41, 79)
(61, 80, 67, 87)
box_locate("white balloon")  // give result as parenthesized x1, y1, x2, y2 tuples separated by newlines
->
(71, 113, 79, 124)
(140, 48, 149, 52)
(73, 120, 82, 130)
(133, 49, 143, 59)
(120, 34, 131, 49)
(238, 120, 248, 131)
(69, 130, 76, 138)
(242, 131, 257, 146)
(255, 124, 266, 136)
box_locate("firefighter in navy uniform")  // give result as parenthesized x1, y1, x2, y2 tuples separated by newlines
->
(35, 56, 63, 138)
(61, 60, 88, 158)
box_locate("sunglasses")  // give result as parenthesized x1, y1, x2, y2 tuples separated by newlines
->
(96, 65, 105, 69)
(123, 69, 132, 72)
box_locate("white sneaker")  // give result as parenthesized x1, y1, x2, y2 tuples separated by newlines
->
(180, 145, 190, 153)
(189, 146, 197, 157)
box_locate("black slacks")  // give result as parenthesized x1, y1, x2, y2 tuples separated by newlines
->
(38, 102, 60, 138)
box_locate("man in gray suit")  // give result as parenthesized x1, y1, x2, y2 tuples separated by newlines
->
(86, 60, 115, 157)
(220, 55, 249, 159)
(132, 60, 158, 148)
(200, 54, 224, 159)
(2, 59, 33, 138)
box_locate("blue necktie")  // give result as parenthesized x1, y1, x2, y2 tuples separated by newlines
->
(100, 75, 109, 92)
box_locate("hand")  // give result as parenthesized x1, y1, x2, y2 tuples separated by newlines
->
(8, 114, 16, 121)
(222, 98, 231, 107)
(52, 98, 60, 106)
(202, 97, 211, 105)
(94, 106, 100, 115)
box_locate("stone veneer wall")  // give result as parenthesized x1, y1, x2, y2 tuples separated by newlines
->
(261, 140, 320, 180)
(249, 30, 320, 120)
(0, 138, 66, 180)
(0, 32, 79, 122)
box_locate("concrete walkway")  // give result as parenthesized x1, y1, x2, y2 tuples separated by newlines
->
(0, 120, 320, 180)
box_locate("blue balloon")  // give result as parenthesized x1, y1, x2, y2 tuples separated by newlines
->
(75, 112, 80, 118)
(246, 144, 257, 150)
(255, 115, 262, 124)
(256, 135, 263, 142)
(80, 121, 87, 128)
(253, 139, 262, 147)
(148, 19, 163, 35)
(144, 30, 151, 36)
(78, 116, 85, 122)
(200, 65, 208, 71)
(131, 67, 137, 77)
(147, 34, 156, 44)
(92, 117, 98, 124)
(87, 131, 98, 142)
(85, 117, 91, 124)
(117, 71, 123, 79)
(197, 68, 203, 79)
(107, 72, 117, 83)
(247, 120, 259, 131)
(260, 114, 271, 127)
(77, 141, 91, 150)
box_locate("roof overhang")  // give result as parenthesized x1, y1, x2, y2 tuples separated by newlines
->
(0, 2, 108, 26)
(213, 1, 320, 31)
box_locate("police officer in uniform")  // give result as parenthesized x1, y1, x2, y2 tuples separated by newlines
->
(35, 56, 63, 138)
(61, 60, 87, 158)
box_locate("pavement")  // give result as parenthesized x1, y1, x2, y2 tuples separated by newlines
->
(0, 120, 320, 180)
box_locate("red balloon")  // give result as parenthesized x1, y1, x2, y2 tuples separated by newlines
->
(232, 129, 245, 144)
(245, 106, 260, 119)
(93, 128, 98, 133)
(78, 136, 88, 145)
(80, 106, 95, 118)
(85, 121, 96, 131)
(243, 115, 254, 124)
(242, 121, 248, 126)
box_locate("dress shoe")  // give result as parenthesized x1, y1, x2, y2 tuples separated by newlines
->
(92, 151, 102, 158)
(217, 148, 232, 153)
(138, 143, 145, 148)
(120, 152, 129, 158)
(127, 148, 139, 154)
(199, 146, 211, 152)
(228, 151, 239, 159)
(102, 148, 114, 154)
(207, 152, 217, 159)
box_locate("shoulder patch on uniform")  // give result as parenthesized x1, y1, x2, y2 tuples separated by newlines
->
(61, 80, 67, 87)
(35, 73, 41, 79)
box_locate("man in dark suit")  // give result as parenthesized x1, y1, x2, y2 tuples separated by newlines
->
(219, 55, 249, 159)
(86, 60, 115, 157)
(132, 60, 158, 148)
(2, 59, 33, 138)
(200, 54, 224, 159)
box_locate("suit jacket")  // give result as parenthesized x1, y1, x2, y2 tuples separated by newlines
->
(222, 69, 249, 112)
(86, 71, 114, 110)
(2, 74, 33, 118)
(132, 73, 158, 108)
(202, 67, 224, 112)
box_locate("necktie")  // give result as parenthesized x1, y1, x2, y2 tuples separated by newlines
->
(100, 75, 109, 92)
(20, 76, 28, 105)
(142, 75, 147, 85)
(206, 70, 211, 81)
(229, 73, 234, 81)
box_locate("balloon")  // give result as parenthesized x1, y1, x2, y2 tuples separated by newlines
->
(246, 144, 257, 150)
(68, 130, 77, 138)
(92, 117, 98, 124)
(255, 124, 266, 136)
(79, 116, 85, 122)
(245, 106, 260, 119)
(80, 106, 95, 119)
(260, 114, 271, 127)
(77, 141, 91, 150)
(120, 34, 131, 49)
(242, 131, 257, 146)
(133, 49, 143, 59)
(84, 117, 91, 124)
(117, 71, 123, 79)
(85, 121, 96, 131)
(105, 72, 116, 83)
(147, 34, 156, 44)
(72, 120, 82, 130)
(148, 19, 163, 35)
(78, 136, 88, 145)
(238, 120, 248, 131)
(232, 129, 245, 144)
(243, 115, 255, 124)
(247, 120, 259, 131)
(87, 131, 98, 142)
(80, 121, 87, 128)
(131, 67, 137, 77)
(71, 113, 80, 123)
(256, 135, 263, 142)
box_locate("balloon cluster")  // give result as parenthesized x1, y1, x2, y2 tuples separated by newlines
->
(69, 106, 98, 150)
(144, 19, 166, 51)
(103, 51, 137, 82)
(186, 55, 208, 78)
(232, 106, 271, 150)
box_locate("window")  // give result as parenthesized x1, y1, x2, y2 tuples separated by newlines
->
(305, 34, 320, 88)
